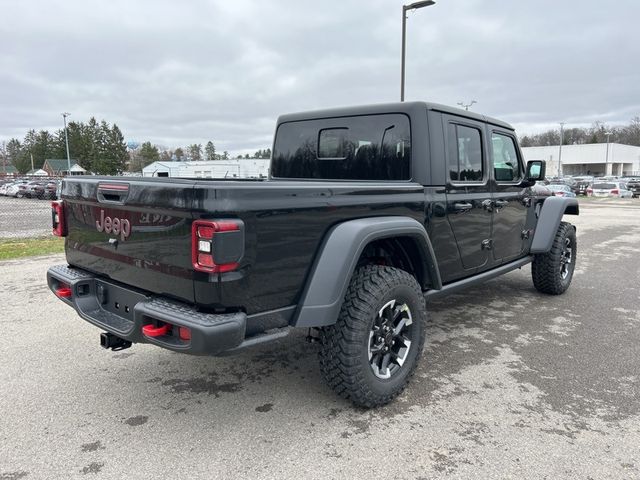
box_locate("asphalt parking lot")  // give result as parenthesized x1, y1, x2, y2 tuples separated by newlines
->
(1, 201, 639, 479)
(0, 196, 52, 238)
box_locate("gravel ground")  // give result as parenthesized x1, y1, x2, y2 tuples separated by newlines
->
(0, 202, 639, 479)
(0, 196, 52, 238)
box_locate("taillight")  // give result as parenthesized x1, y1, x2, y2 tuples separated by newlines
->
(178, 326, 191, 341)
(611, 189, 619, 195)
(52, 201, 67, 237)
(191, 220, 243, 273)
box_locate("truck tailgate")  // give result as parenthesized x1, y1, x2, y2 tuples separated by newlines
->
(63, 178, 198, 303)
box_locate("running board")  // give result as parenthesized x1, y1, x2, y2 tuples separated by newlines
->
(424, 256, 533, 301)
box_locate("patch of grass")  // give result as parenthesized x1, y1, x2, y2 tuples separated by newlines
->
(0, 236, 64, 260)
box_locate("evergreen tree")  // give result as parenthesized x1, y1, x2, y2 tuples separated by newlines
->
(137, 142, 160, 170)
(205, 141, 216, 161)
(188, 143, 202, 161)
(95, 122, 127, 174)
(7, 138, 26, 173)
(174, 147, 185, 161)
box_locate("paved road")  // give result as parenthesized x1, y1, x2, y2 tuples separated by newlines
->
(1, 202, 639, 479)
(0, 196, 51, 238)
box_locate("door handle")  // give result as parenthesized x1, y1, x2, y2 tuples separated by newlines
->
(452, 202, 473, 213)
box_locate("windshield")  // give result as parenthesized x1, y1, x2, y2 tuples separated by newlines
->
(548, 184, 568, 191)
(592, 183, 616, 189)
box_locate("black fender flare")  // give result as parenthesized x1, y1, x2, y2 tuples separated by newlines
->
(292, 216, 442, 328)
(530, 197, 579, 254)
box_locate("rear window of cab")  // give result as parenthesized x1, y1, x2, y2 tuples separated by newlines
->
(271, 114, 411, 180)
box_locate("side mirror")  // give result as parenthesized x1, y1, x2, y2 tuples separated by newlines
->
(526, 160, 546, 182)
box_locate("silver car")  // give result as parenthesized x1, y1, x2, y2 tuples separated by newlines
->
(588, 182, 633, 198)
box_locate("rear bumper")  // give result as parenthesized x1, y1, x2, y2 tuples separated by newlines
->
(47, 264, 247, 355)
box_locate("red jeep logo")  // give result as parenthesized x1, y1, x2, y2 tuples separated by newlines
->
(96, 209, 131, 241)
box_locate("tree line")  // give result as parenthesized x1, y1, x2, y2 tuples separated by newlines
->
(0, 118, 274, 175)
(520, 117, 640, 148)
(1, 118, 127, 174)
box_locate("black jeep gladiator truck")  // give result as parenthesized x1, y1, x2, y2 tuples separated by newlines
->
(47, 102, 578, 407)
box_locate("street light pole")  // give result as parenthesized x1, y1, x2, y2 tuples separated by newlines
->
(457, 100, 477, 111)
(62, 112, 71, 175)
(400, 0, 435, 102)
(605, 131, 612, 176)
(558, 122, 565, 177)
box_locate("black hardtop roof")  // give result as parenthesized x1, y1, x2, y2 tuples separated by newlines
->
(276, 101, 514, 131)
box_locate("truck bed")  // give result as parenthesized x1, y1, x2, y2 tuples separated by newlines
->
(61, 176, 425, 316)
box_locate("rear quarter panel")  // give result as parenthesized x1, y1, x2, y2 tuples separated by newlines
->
(193, 181, 425, 314)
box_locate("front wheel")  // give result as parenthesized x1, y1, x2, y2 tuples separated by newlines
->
(318, 265, 427, 408)
(532, 221, 577, 295)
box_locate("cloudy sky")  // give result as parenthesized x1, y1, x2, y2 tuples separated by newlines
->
(2, 0, 638, 154)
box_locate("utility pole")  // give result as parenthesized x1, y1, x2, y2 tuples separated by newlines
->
(401, 1, 436, 101)
(457, 100, 477, 111)
(558, 122, 565, 177)
(605, 131, 612, 176)
(62, 112, 71, 175)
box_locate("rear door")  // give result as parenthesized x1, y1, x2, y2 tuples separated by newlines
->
(488, 128, 529, 263)
(443, 115, 493, 275)
(63, 178, 198, 302)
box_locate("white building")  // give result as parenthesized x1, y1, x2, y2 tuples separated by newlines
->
(142, 159, 270, 179)
(521, 143, 640, 177)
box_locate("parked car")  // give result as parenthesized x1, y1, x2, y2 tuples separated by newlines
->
(625, 178, 640, 198)
(587, 182, 633, 198)
(24, 181, 48, 198)
(531, 182, 552, 197)
(42, 180, 61, 200)
(571, 180, 591, 196)
(5, 180, 29, 197)
(0, 181, 15, 195)
(548, 184, 577, 198)
(548, 178, 573, 187)
(32, 181, 59, 200)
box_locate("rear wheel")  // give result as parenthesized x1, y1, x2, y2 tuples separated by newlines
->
(532, 221, 576, 295)
(318, 265, 426, 408)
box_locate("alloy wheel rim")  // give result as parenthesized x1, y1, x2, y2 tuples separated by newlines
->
(368, 299, 413, 379)
(560, 237, 573, 279)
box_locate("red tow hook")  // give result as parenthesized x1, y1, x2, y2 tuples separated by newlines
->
(55, 286, 72, 298)
(142, 323, 171, 337)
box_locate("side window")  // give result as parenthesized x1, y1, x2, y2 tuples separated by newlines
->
(447, 124, 483, 182)
(491, 133, 521, 182)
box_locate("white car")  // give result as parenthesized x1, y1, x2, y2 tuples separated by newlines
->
(588, 182, 633, 198)
(5, 180, 29, 197)
(0, 182, 13, 195)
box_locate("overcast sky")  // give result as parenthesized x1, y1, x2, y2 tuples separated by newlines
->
(2, 0, 638, 154)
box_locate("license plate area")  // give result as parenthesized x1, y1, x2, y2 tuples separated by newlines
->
(95, 279, 149, 321)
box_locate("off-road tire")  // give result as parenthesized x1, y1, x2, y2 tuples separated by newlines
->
(532, 221, 576, 295)
(318, 265, 427, 408)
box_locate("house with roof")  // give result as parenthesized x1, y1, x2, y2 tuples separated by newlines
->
(26, 168, 49, 176)
(0, 163, 18, 177)
(42, 159, 87, 176)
